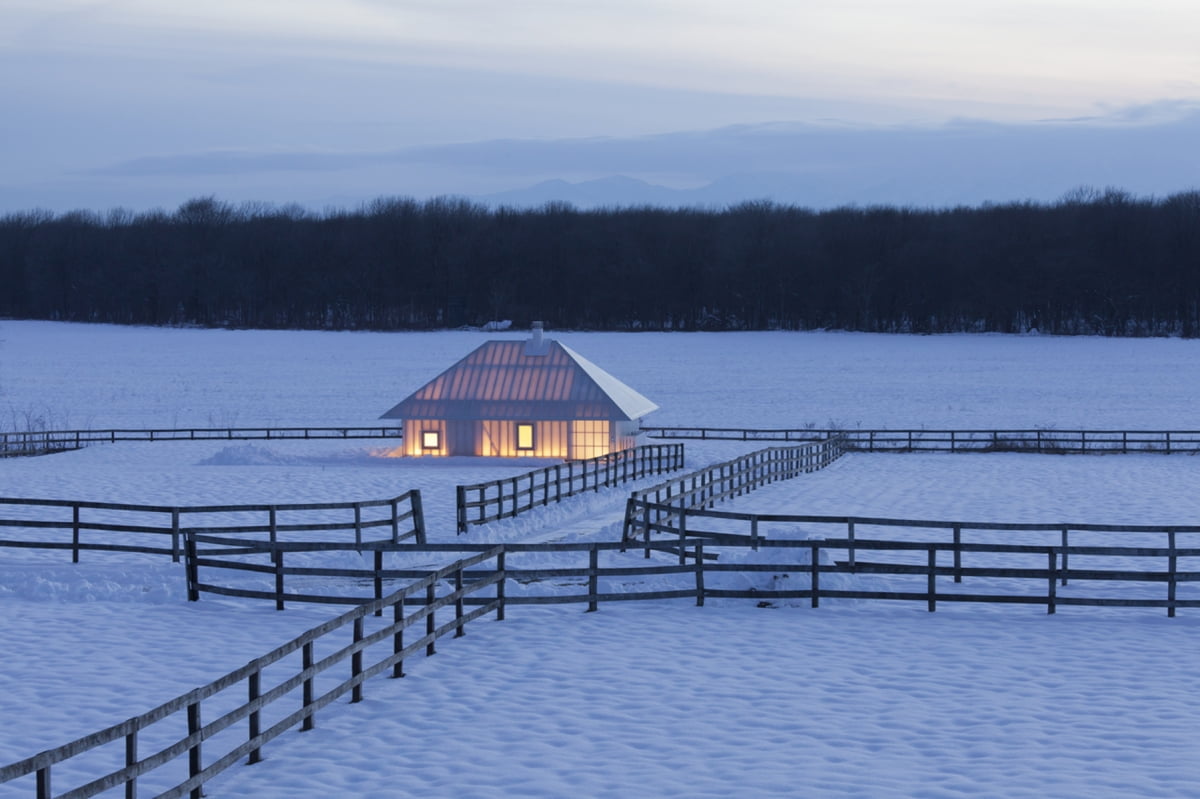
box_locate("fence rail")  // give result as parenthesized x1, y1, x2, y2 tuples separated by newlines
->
(0, 426, 403, 457)
(643, 426, 1200, 454)
(455, 444, 685, 534)
(0, 491, 425, 565)
(622, 438, 846, 544)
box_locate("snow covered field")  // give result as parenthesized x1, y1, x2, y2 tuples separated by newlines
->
(3, 322, 1200, 798)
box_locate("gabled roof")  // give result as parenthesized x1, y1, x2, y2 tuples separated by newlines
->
(380, 338, 658, 422)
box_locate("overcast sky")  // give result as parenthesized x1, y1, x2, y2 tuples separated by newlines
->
(3, 1, 1199, 213)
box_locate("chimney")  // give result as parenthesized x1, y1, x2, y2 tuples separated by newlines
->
(525, 321, 548, 355)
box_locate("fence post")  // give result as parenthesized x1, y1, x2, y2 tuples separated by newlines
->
(695, 542, 706, 606)
(374, 550, 384, 615)
(426, 582, 437, 656)
(497, 548, 507, 622)
(620, 498, 633, 550)
(456, 485, 467, 535)
(455, 567, 465, 637)
(1060, 527, 1070, 585)
(351, 616, 364, 703)
(187, 701, 203, 799)
(927, 546, 937, 612)
(588, 546, 599, 612)
(555, 464, 563, 503)
(302, 642, 315, 730)
(171, 508, 181, 563)
(411, 491, 426, 544)
(273, 548, 285, 611)
(1168, 529, 1178, 618)
(72, 504, 81, 564)
(810, 543, 820, 608)
(1047, 549, 1057, 614)
(678, 510, 688, 566)
(391, 498, 400, 543)
(185, 533, 200, 602)
(269, 507, 278, 545)
(392, 596, 407, 678)
(119, 730, 138, 799)
(354, 503, 363, 550)
(750, 515, 759, 551)
(248, 669, 262, 764)
(953, 525, 962, 583)
(643, 503, 652, 559)
(847, 521, 856, 572)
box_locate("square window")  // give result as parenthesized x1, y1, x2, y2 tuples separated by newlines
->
(516, 423, 535, 451)
(421, 430, 440, 450)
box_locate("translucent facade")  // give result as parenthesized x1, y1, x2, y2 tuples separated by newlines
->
(383, 333, 656, 459)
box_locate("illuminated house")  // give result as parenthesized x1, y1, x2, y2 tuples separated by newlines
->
(381, 323, 658, 459)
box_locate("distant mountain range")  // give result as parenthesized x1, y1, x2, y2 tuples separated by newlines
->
(473, 110, 1200, 209)
(24, 105, 1200, 215)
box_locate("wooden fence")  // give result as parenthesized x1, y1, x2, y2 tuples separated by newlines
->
(455, 443, 685, 533)
(9, 530, 1199, 796)
(181, 534, 1200, 618)
(621, 438, 846, 545)
(622, 500, 1200, 616)
(0, 491, 425, 564)
(642, 426, 1200, 454)
(0, 548, 503, 799)
(0, 426, 402, 458)
(9, 424, 1200, 457)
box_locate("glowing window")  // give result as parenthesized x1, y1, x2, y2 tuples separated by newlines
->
(516, 423, 535, 451)
(572, 420, 610, 460)
(421, 430, 440, 450)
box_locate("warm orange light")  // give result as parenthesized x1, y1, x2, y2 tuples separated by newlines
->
(516, 423, 535, 451)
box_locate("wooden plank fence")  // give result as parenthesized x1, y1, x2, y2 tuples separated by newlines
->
(9, 531, 1200, 796)
(0, 426, 403, 458)
(0, 548, 503, 799)
(0, 491, 425, 564)
(642, 426, 1200, 454)
(623, 500, 1200, 616)
(621, 438, 846, 545)
(177, 535, 1200, 618)
(455, 444, 685, 533)
(8, 424, 1200, 457)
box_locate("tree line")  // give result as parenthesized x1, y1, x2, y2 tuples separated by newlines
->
(1, 188, 1198, 336)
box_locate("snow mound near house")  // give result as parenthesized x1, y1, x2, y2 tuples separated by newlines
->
(198, 444, 299, 466)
